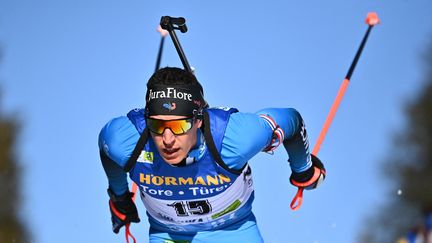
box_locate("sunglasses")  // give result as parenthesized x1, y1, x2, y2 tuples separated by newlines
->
(146, 117, 195, 135)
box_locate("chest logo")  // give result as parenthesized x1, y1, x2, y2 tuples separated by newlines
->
(137, 151, 154, 163)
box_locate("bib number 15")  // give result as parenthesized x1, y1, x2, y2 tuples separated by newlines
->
(168, 200, 212, 216)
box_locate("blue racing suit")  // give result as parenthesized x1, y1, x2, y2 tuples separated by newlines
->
(99, 107, 312, 242)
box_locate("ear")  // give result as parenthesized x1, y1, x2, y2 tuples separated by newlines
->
(195, 119, 203, 128)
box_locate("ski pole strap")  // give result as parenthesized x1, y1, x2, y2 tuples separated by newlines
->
(290, 187, 304, 210)
(125, 223, 137, 243)
(109, 200, 126, 221)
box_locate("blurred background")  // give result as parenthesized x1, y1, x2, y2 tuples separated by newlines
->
(0, 1, 431, 243)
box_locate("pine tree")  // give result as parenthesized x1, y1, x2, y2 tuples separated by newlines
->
(0, 49, 30, 243)
(357, 39, 432, 243)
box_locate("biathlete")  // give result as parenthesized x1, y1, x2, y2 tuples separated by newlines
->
(98, 67, 326, 242)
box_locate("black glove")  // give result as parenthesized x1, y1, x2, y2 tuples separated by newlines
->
(290, 154, 326, 190)
(107, 188, 140, 234)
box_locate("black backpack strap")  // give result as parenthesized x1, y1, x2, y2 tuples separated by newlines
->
(202, 111, 245, 175)
(124, 127, 149, 172)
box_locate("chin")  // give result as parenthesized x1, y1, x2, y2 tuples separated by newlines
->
(162, 156, 183, 165)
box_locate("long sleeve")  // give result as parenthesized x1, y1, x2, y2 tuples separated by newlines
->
(220, 108, 312, 173)
(220, 112, 274, 170)
(255, 108, 312, 173)
(98, 116, 140, 195)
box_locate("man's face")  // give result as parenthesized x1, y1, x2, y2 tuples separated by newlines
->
(149, 115, 202, 165)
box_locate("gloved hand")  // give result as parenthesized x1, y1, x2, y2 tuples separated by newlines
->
(290, 154, 326, 190)
(107, 188, 140, 233)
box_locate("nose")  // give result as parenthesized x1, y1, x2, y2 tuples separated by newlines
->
(162, 128, 175, 147)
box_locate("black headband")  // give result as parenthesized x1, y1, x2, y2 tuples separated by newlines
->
(145, 84, 206, 117)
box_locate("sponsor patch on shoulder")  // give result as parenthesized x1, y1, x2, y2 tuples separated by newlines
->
(137, 151, 154, 163)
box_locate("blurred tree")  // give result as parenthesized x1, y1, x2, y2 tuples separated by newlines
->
(0, 50, 30, 242)
(357, 40, 432, 242)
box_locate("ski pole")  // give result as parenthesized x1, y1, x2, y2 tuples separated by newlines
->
(290, 12, 380, 210)
(123, 182, 139, 243)
(160, 16, 192, 73)
(155, 25, 168, 72)
(125, 26, 169, 243)
(124, 17, 194, 243)
(130, 19, 188, 203)
(312, 12, 380, 155)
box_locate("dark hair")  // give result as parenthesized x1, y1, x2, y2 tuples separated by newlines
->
(147, 67, 202, 90)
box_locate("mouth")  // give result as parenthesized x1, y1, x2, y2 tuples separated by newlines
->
(162, 148, 180, 157)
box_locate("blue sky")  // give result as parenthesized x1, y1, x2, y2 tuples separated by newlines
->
(1, 1, 432, 243)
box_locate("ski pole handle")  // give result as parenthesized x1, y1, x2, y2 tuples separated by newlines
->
(160, 16, 192, 73)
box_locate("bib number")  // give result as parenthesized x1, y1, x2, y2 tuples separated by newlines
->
(169, 200, 212, 216)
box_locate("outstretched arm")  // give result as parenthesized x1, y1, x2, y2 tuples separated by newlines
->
(257, 108, 325, 190)
(221, 108, 312, 171)
(98, 116, 141, 233)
